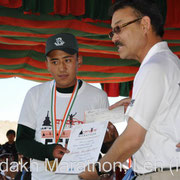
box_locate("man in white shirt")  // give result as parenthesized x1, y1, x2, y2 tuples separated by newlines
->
(79, 0, 180, 179)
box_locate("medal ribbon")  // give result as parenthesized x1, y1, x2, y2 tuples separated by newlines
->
(51, 80, 79, 143)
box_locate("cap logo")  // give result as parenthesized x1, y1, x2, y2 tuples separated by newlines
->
(54, 37, 65, 46)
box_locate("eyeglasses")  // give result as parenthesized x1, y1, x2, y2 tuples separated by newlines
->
(109, 17, 142, 39)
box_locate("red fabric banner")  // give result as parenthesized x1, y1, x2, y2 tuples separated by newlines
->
(54, 0, 67, 15)
(104, 83, 120, 97)
(0, 0, 22, 8)
(54, 0, 85, 16)
(103, 82, 133, 97)
(165, 0, 180, 28)
(69, 0, 85, 16)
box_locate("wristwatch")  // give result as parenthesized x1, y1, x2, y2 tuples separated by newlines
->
(94, 162, 113, 177)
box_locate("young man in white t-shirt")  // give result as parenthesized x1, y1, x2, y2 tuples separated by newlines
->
(16, 33, 118, 180)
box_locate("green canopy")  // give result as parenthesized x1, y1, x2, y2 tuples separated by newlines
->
(0, 0, 179, 96)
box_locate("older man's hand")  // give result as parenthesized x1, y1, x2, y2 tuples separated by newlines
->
(109, 97, 131, 112)
(79, 164, 100, 180)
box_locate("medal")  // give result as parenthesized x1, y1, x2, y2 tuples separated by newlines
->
(45, 160, 59, 172)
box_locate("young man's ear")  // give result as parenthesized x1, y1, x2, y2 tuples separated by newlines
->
(77, 55, 83, 68)
(45, 58, 50, 71)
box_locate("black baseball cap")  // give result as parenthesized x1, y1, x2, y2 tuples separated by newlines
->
(45, 33, 78, 56)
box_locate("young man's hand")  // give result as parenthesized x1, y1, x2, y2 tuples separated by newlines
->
(53, 144, 69, 160)
(101, 122, 118, 153)
(104, 122, 118, 144)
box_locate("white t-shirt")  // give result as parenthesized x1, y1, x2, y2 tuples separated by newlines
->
(126, 42, 180, 173)
(18, 80, 109, 180)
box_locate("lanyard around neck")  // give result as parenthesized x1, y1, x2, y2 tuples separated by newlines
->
(51, 80, 79, 143)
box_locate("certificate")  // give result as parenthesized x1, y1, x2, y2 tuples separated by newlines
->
(85, 106, 125, 124)
(55, 121, 108, 174)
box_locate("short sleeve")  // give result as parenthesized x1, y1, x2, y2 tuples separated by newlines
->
(126, 63, 167, 130)
(100, 91, 109, 108)
(18, 89, 37, 130)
